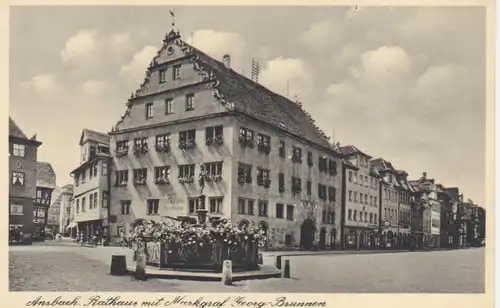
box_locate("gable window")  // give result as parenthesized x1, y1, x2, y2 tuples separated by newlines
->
(115, 170, 128, 186)
(209, 197, 223, 214)
(258, 200, 268, 217)
(146, 102, 154, 119)
(239, 127, 255, 148)
(188, 197, 200, 214)
(307, 151, 313, 167)
(173, 65, 181, 80)
(278, 173, 285, 192)
(146, 199, 159, 215)
(159, 69, 167, 84)
(205, 125, 224, 145)
(11, 172, 25, 186)
(120, 200, 131, 215)
(12, 144, 26, 157)
(279, 140, 286, 158)
(155, 134, 171, 152)
(165, 99, 174, 114)
(185, 94, 194, 111)
(132, 168, 147, 186)
(292, 146, 302, 163)
(276, 203, 284, 219)
(307, 181, 312, 196)
(237, 163, 252, 184)
(318, 156, 328, 173)
(257, 134, 271, 154)
(179, 129, 196, 149)
(179, 164, 195, 183)
(256, 168, 271, 187)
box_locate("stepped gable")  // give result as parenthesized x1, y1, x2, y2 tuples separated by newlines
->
(80, 129, 110, 146)
(115, 30, 336, 153)
(9, 117, 28, 139)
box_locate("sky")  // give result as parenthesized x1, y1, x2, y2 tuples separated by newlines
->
(9, 6, 486, 205)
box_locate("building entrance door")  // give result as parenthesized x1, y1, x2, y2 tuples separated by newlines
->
(300, 219, 316, 250)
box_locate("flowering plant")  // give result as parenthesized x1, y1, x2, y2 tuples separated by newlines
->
(128, 219, 267, 247)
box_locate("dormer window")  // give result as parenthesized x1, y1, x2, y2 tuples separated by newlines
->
(159, 69, 167, 84)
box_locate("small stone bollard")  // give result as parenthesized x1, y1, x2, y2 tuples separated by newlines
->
(221, 260, 232, 285)
(276, 255, 282, 269)
(258, 253, 263, 265)
(281, 259, 290, 279)
(110, 255, 127, 276)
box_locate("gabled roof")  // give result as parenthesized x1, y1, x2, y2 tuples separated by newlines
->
(339, 145, 372, 158)
(370, 158, 396, 173)
(115, 30, 338, 154)
(36, 162, 56, 189)
(79, 129, 110, 146)
(9, 117, 28, 139)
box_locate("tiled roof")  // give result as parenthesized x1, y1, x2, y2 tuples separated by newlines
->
(339, 145, 372, 158)
(370, 158, 396, 172)
(36, 162, 56, 189)
(125, 32, 337, 154)
(80, 129, 110, 146)
(9, 117, 28, 139)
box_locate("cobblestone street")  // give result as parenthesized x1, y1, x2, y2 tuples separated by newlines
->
(9, 242, 484, 293)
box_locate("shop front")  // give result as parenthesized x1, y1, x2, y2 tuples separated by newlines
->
(343, 226, 378, 250)
(77, 219, 103, 242)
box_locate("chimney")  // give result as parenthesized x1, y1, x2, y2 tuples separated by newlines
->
(222, 54, 231, 69)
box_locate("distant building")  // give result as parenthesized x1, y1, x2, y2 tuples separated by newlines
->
(107, 29, 343, 250)
(409, 172, 441, 248)
(46, 186, 62, 233)
(34, 162, 57, 233)
(438, 186, 460, 248)
(340, 145, 380, 250)
(9, 117, 42, 233)
(58, 184, 74, 235)
(371, 158, 400, 248)
(395, 170, 413, 246)
(70, 129, 111, 241)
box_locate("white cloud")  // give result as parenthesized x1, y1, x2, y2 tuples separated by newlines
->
(359, 46, 412, 82)
(22, 73, 58, 94)
(108, 32, 131, 52)
(61, 29, 98, 64)
(81, 79, 108, 95)
(119, 46, 158, 82)
(260, 57, 312, 99)
(299, 20, 344, 50)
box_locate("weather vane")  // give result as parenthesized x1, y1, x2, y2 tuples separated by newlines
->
(169, 9, 175, 28)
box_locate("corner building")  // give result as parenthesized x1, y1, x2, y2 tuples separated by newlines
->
(108, 30, 343, 250)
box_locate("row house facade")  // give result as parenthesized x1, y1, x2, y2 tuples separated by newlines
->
(47, 187, 62, 233)
(409, 172, 442, 248)
(34, 162, 57, 233)
(107, 29, 343, 250)
(340, 146, 380, 250)
(395, 170, 412, 240)
(9, 117, 42, 233)
(70, 129, 111, 241)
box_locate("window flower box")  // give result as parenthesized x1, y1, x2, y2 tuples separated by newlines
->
(292, 187, 302, 195)
(329, 169, 337, 176)
(133, 145, 148, 156)
(263, 179, 271, 188)
(115, 148, 128, 157)
(237, 176, 246, 185)
(155, 144, 171, 153)
(291, 155, 302, 164)
(279, 185, 285, 193)
(178, 176, 194, 184)
(213, 135, 224, 146)
(179, 140, 196, 150)
(115, 181, 127, 187)
(239, 137, 255, 148)
(205, 138, 214, 146)
(133, 179, 147, 187)
(154, 177, 170, 185)
(257, 143, 271, 154)
(206, 174, 222, 183)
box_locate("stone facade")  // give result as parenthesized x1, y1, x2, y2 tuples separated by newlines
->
(107, 30, 343, 250)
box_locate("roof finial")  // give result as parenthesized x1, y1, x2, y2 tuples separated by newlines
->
(169, 9, 175, 29)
